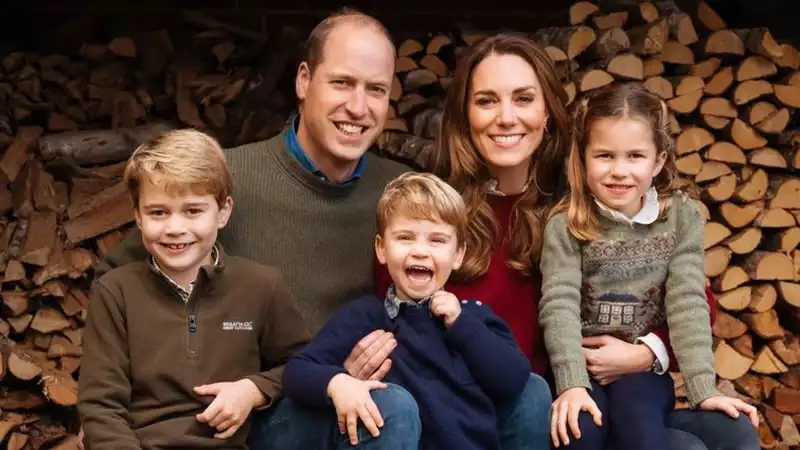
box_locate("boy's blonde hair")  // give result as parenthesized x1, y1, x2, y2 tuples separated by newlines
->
(124, 129, 233, 208)
(377, 172, 468, 246)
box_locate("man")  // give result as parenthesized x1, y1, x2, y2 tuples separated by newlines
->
(90, 9, 549, 450)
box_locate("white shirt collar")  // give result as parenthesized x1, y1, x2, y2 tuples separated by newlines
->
(594, 186, 659, 226)
(484, 179, 529, 197)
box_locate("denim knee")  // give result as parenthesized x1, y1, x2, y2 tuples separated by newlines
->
(497, 373, 553, 450)
(365, 384, 421, 442)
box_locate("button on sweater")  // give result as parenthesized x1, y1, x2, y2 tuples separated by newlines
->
(282, 295, 532, 450)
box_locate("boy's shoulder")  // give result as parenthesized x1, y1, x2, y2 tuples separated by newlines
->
(93, 259, 152, 292)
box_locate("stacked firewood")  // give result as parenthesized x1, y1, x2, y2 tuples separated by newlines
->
(377, 2, 800, 449)
(0, 2, 797, 449)
(0, 12, 307, 449)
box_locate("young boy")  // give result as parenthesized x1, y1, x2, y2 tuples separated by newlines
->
(77, 129, 311, 449)
(282, 172, 531, 450)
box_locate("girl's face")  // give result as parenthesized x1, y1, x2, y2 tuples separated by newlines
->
(467, 53, 549, 192)
(584, 117, 666, 217)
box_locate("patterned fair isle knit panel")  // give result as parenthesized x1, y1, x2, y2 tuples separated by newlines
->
(580, 230, 677, 342)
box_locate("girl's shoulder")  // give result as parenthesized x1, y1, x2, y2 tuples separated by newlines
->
(661, 190, 706, 226)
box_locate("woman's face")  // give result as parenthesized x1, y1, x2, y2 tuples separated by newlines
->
(467, 53, 549, 189)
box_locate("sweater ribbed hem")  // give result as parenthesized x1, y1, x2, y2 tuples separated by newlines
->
(553, 363, 592, 395)
(685, 374, 719, 406)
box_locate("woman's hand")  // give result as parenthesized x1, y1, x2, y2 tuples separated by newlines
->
(551, 387, 602, 447)
(582, 335, 655, 385)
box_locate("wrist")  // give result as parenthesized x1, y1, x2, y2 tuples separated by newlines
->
(444, 310, 461, 328)
(636, 342, 657, 372)
(240, 378, 265, 408)
(327, 373, 349, 397)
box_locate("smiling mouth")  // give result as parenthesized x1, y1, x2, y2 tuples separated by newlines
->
(604, 184, 633, 193)
(405, 265, 433, 284)
(490, 134, 523, 144)
(162, 243, 193, 251)
(335, 122, 366, 136)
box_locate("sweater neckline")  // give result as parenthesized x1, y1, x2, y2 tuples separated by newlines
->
(268, 127, 361, 197)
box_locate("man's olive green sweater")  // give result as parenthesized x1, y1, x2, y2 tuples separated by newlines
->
(96, 127, 411, 333)
(539, 192, 719, 406)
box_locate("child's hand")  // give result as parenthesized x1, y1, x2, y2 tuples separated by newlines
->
(327, 373, 387, 445)
(430, 291, 462, 328)
(698, 395, 759, 428)
(194, 379, 264, 439)
(551, 387, 602, 448)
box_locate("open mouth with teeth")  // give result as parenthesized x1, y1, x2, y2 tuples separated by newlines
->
(335, 122, 366, 136)
(604, 184, 634, 194)
(405, 265, 434, 284)
(491, 134, 524, 145)
(161, 243, 193, 252)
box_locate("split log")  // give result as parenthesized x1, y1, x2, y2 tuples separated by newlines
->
(743, 251, 795, 281)
(38, 123, 175, 166)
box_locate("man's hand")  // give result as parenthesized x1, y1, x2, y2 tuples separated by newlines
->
(344, 330, 396, 381)
(327, 373, 387, 445)
(582, 335, 655, 385)
(698, 396, 759, 428)
(194, 379, 264, 439)
(429, 291, 461, 328)
(76, 427, 85, 450)
(551, 387, 602, 448)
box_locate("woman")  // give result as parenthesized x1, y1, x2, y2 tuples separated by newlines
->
(377, 33, 757, 449)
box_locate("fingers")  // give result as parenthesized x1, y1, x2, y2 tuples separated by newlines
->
(557, 401, 570, 447)
(196, 399, 222, 424)
(366, 399, 384, 429)
(355, 337, 397, 380)
(337, 412, 346, 435)
(596, 376, 618, 386)
(745, 406, 759, 428)
(358, 403, 381, 439)
(346, 411, 360, 445)
(193, 383, 222, 396)
(214, 422, 241, 440)
(550, 404, 561, 448)
(368, 359, 392, 381)
(345, 330, 385, 366)
(364, 380, 388, 390)
(567, 402, 582, 440)
(207, 409, 232, 429)
(585, 400, 603, 427)
(582, 336, 608, 347)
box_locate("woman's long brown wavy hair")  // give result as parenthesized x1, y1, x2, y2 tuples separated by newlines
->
(433, 33, 571, 279)
(558, 82, 684, 242)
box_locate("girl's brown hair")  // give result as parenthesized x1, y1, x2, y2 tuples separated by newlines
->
(433, 33, 571, 278)
(559, 82, 684, 241)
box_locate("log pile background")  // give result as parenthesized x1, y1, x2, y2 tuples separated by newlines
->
(0, 1, 797, 449)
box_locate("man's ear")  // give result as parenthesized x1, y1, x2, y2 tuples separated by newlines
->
(296, 62, 311, 102)
(217, 196, 234, 228)
(374, 234, 387, 265)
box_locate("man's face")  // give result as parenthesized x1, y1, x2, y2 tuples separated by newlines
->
(295, 24, 395, 178)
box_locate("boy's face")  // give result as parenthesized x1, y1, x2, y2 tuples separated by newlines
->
(375, 213, 465, 302)
(135, 179, 233, 284)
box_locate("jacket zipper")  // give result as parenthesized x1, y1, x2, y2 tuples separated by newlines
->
(188, 304, 198, 358)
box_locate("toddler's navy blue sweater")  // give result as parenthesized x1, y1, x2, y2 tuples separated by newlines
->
(282, 295, 531, 450)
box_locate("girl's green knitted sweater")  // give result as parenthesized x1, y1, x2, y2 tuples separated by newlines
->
(539, 192, 719, 406)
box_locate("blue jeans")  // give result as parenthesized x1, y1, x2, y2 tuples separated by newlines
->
(248, 373, 552, 449)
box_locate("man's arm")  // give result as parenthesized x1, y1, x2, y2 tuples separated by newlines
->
(93, 227, 149, 280)
(245, 268, 313, 409)
(77, 281, 142, 450)
(282, 299, 384, 407)
(445, 303, 531, 400)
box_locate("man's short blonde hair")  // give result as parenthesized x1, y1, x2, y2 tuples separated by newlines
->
(376, 172, 467, 246)
(124, 129, 232, 208)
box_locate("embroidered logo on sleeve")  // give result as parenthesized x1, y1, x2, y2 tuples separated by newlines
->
(222, 321, 254, 331)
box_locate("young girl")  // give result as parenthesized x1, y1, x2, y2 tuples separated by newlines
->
(539, 83, 758, 450)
